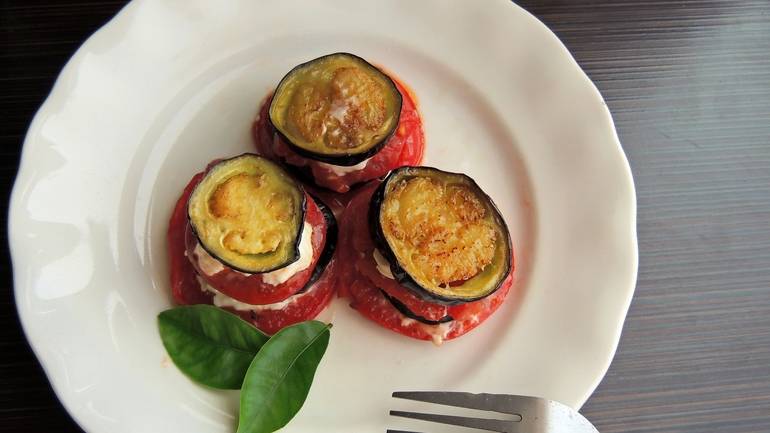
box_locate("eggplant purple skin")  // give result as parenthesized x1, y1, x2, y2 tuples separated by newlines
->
(368, 166, 513, 306)
(294, 194, 338, 294)
(267, 52, 403, 167)
(380, 290, 454, 325)
(187, 153, 308, 275)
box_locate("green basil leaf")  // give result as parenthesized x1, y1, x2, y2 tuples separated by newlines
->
(237, 320, 331, 433)
(158, 305, 269, 389)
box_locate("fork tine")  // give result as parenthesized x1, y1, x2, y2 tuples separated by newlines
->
(393, 391, 532, 417)
(390, 410, 514, 433)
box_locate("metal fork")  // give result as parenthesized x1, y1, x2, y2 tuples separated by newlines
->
(388, 391, 599, 433)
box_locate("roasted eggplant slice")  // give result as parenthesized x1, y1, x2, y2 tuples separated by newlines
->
(370, 166, 512, 304)
(187, 154, 306, 273)
(268, 53, 402, 166)
(380, 290, 454, 325)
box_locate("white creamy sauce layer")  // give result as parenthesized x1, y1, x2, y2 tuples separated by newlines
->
(372, 248, 395, 279)
(261, 222, 314, 285)
(317, 158, 371, 176)
(197, 276, 316, 312)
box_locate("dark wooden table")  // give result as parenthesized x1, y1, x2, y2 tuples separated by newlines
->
(2, 1, 769, 432)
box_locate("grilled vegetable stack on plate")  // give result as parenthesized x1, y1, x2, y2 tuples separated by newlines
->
(253, 53, 425, 193)
(338, 166, 514, 345)
(167, 154, 337, 335)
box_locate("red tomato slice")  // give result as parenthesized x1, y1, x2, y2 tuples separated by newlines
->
(185, 191, 327, 305)
(348, 269, 512, 344)
(168, 171, 335, 334)
(168, 172, 213, 306)
(252, 77, 425, 193)
(355, 256, 448, 322)
(338, 181, 515, 343)
(229, 263, 336, 335)
(334, 182, 381, 299)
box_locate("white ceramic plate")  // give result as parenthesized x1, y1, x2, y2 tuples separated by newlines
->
(10, 0, 637, 432)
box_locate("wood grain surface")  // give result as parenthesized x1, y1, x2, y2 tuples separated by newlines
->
(2, 1, 769, 432)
